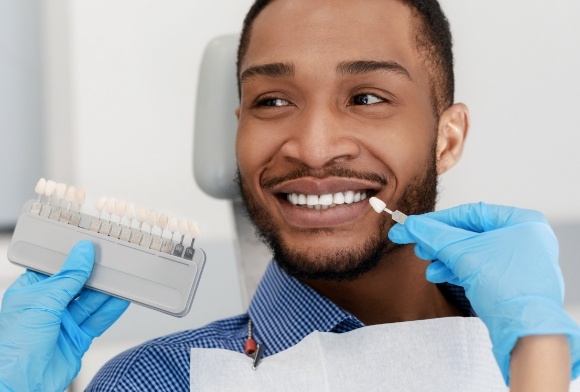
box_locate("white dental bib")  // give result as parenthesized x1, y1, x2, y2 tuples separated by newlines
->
(190, 317, 579, 391)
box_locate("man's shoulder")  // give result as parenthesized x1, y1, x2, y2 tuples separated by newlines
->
(85, 313, 249, 392)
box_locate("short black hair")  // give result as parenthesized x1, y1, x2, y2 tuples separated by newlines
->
(236, 0, 454, 116)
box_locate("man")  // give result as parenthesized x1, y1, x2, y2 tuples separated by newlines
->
(0, 0, 578, 390)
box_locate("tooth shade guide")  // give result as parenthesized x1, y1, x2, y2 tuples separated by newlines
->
(28, 178, 202, 257)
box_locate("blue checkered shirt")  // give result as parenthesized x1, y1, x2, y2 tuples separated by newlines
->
(86, 260, 471, 391)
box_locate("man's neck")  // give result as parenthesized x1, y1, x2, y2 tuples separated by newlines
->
(300, 246, 463, 325)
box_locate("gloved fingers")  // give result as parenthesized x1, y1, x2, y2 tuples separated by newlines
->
(414, 244, 433, 261)
(389, 215, 478, 260)
(417, 203, 549, 232)
(44, 241, 95, 301)
(60, 309, 94, 355)
(79, 296, 129, 338)
(388, 223, 414, 245)
(425, 261, 457, 283)
(4, 270, 48, 293)
(68, 289, 116, 325)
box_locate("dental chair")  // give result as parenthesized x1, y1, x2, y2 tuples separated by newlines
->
(193, 34, 272, 306)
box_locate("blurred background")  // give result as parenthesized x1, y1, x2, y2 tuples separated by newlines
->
(1, 1, 579, 390)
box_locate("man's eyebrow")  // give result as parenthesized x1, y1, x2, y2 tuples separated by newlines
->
(336, 60, 412, 80)
(240, 62, 295, 83)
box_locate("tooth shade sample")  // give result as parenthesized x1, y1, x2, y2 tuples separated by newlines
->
(369, 197, 386, 213)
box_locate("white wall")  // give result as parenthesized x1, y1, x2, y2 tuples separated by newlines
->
(437, 1, 580, 222)
(45, 1, 580, 225)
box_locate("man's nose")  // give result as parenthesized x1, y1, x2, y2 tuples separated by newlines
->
(280, 105, 360, 169)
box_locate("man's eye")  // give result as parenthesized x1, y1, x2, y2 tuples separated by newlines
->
(352, 93, 385, 105)
(257, 97, 290, 107)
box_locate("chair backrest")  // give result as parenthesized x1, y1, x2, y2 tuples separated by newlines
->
(193, 34, 240, 200)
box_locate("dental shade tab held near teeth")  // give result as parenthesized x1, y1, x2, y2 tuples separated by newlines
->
(369, 197, 408, 224)
(6, 178, 206, 317)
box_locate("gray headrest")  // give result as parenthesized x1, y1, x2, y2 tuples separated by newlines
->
(193, 34, 240, 199)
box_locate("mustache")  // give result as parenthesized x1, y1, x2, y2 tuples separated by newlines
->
(260, 165, 389, 190)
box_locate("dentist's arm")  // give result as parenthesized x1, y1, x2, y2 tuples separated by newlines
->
(388, 203, 580, 388)
(0, 241, 129, 392)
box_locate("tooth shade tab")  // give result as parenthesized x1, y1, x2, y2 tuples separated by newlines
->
(146, 209, 158, 227)
(45, 180, 57, 197)
(189, 221, 201, 237)
(368, 196, 408, 224)
(55, 183, 67, 199)
(369, 197, 387, 213)
(65, 186, 76, 203)
(116, 200, 127, 217)
(178, 219, 189, 236)
(106, 198, 116, 215)
(35, 178, 47, 195)
(96, 196, 108, 213)
(75, 189, 86, 206)
(126, 203, 136, 221)
(157, 213, 168, 230)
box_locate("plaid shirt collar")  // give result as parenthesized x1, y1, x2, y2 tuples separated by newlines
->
(247, 260, 364, 356)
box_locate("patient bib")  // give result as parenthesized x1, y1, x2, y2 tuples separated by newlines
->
(190, 317, 579, 391)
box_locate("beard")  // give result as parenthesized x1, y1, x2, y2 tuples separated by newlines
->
(236, 144, 439, 282)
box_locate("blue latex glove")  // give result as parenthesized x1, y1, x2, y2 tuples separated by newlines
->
(388, 203, 580, 385)
(0, 241, 129, 392)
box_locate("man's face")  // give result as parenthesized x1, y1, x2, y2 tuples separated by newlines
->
(236, 0, 441, 280)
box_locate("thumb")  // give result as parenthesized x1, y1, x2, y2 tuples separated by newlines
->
(400, 215, 478, 265)
(45, 240, 95, 303)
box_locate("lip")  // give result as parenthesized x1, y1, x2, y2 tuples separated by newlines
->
(268, 177, 383, 228)
(270, 177, 383, 195)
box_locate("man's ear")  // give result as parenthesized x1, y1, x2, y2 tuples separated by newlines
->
(235, 107, 240, 120)
(436, 103, 469, 175)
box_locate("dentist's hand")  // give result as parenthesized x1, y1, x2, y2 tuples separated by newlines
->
(0, 241, 129, 392)
(388, 203, 580, 384)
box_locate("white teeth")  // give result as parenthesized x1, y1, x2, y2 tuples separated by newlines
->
(344, 191, 354, 204)
(318, 194, 333, 206)
(306, 195, 319, 206)
(287, 190, 369, 209)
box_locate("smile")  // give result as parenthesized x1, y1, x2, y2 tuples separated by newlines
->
(285, 191, 368, 209)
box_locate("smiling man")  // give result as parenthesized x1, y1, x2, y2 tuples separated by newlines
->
(80, 0, 580, 390)
(234, 0, 469, 327)
(0, 0, 570, 391)
(74, 0, 580, 390)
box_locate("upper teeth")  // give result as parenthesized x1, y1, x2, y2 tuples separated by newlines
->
(286, 191, 367, 209)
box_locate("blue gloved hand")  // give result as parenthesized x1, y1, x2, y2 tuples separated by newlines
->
(0, 240, 130, 392)
(388, 203, 580, 385)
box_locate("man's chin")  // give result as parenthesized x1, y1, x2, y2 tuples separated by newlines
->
(269, 236, 395, 281)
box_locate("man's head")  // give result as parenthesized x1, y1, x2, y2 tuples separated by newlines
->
(234, 0, 469, 281)
(237, 0, 455, 118)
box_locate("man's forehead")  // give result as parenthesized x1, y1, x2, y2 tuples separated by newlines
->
(241, 0, 418, 74)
